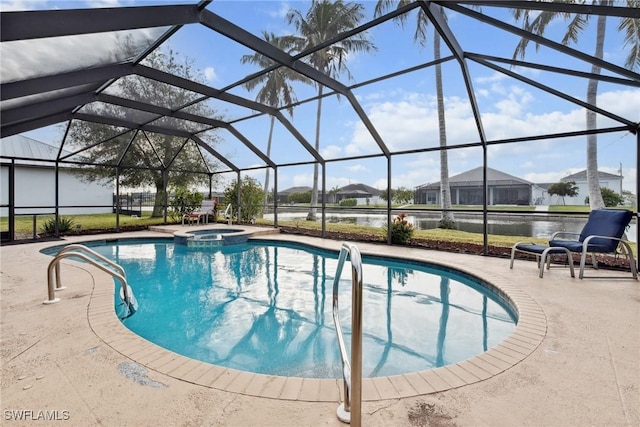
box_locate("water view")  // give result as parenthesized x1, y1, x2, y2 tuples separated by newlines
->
(269, 211, 637, 243)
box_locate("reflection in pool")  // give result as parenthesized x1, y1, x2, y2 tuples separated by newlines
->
(86, 239, 517, 378)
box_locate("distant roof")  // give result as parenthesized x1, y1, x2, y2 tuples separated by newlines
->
(278, 186, 312, 195)
(561, 170, 622, 181)
(338, 183, 382, 195)
(0, 134, 70, 160)
(417, 167, 533, 189)
(337, 189, 370, 196)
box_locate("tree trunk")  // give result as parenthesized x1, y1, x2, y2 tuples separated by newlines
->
(307, 86, 323, 221)
(586, 4, 607, 210)
(151, 170, 169, 218)
(262, 116, 276, 218)
(435, 24, 455, 228)
(152, 185, 166, 218)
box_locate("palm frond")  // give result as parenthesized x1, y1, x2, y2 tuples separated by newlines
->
(512, 0, 583, 58)
(561, 14, 589, 46)
(618, 2, 640, 70)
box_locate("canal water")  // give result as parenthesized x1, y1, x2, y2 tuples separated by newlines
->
(271, 211, 637, 243)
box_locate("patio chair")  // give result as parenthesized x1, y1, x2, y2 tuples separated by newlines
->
(510, 242, 575, 278)
(182, 199, 215, 226)
(511, 209, 637, 279)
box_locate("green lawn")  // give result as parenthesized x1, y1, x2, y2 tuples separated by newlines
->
(1, 213, 173, 235)
(3, 209, 634, 257)
(3, 212, 536, 249)
(256, 218, 547, 248)
(547, 205, 591, 212)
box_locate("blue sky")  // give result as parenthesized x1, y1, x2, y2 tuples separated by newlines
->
(4, 0, 639, 194)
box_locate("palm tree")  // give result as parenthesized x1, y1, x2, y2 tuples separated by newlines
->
(512, 0, 640, 210)
(286, 0, 376, 221)
(241, 32, 310, 216)
(375, 1, 455, 228)
(328, 184, 341, 204)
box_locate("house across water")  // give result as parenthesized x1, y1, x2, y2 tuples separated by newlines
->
(413, 167, 623, 206)
(413, 167, 546, 206)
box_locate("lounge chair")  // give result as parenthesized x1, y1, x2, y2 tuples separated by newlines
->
(182, 199, 216, 226)
(511, 209, 637, 279)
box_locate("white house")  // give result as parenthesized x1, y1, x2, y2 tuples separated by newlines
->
(1, 135, 114, 216)
(551, 170, 623, 206)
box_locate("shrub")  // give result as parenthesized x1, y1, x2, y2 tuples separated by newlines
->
(41, 216, 77, 234)
(288, 190, 312, 204)
(600, 187, 624, 207)
(223, 176, 264, 222)
(169, 187, 204, 222)
(585, 187, 625, 207)
(384, 212, 414, 244)
(339, 198, 357, 207)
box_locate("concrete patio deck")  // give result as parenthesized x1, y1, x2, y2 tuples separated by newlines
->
(1, 227, 638, 426)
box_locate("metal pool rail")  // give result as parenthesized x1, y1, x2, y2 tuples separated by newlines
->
(332, 242, 363, 426)
(45, 244, 135, 318)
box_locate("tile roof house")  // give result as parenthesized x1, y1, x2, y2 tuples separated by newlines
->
(276, 183, 384, 205)
(335, 183, 383, 205)
(414, 167, 547, 206)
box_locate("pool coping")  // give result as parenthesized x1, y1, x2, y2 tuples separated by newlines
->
(84, 232, 546, 403)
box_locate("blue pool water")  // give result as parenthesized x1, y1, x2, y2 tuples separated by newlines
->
(46, 239, 517, 379)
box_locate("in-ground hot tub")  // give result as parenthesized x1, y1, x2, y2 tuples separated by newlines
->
(174, 228, 249, 248)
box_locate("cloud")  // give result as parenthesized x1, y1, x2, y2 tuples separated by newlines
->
(242, 167, 267, 183)
(372, 177, 388, 190)
(520, 161, 535, 169)
(598, 89, 640, 120)
(523, 171, 565, 184)
(494, 86, 533, 117)
(344, 87, 638, 191)
(347, 92, 478, 156)
(293, 173, 313, 187)
(266, 1, 290, 18)
(0, 0, 49, 10)
(346, 164, 368, 173)
(475, 72, 506, 84)
(204, 67, 218, 83)
(85, 0, 125, 7)
(321, 144, 342, 159)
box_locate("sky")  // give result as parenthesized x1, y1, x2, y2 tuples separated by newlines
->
(3, 0, 639, 195)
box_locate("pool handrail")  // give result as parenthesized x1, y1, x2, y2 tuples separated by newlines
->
(52, 244, 127, 286)
(224, 203, 233, 224)
(332, 242, 363, 426)
(45, 244, 134, 316)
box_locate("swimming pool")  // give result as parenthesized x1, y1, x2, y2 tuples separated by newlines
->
(47, 238, 517, 379)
